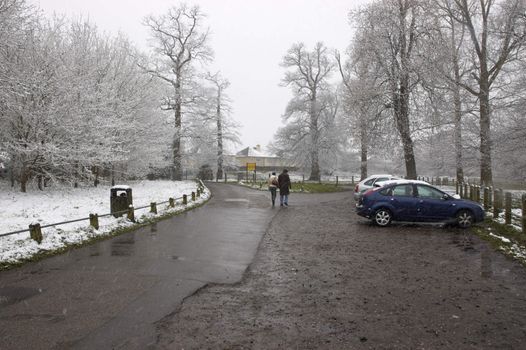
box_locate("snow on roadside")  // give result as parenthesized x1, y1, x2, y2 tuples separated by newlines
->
(0, 180, 209, 264)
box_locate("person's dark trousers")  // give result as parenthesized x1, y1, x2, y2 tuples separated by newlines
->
(269, 187, 277, 206)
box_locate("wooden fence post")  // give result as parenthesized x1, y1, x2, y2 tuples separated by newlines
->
(196, 189, 200, 197)
(89, 213, 99, 230)
(505, 192, 512, 225)
(464, 183, 468, 199)
(483, 187, 489, 210)
(224, 173, 227, 183)
(476, 186, 481, 203)
(183, 194, 187, 205)
(456, 181, 460, 195)
(336, 176, 339, 187)
(522, 194, 526, 234)
(459, 182, 463, 197)
(127, 205, 135, 222)
(29, 223, 43, 244)
(192, 192, 196, 201)
(351, 175, 354, 185)
(150, 202, 157, 214)
(169, 198, 175, 208)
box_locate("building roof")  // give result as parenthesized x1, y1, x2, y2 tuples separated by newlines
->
(235, 146, 278, 158)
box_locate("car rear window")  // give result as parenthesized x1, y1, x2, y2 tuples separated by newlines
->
(364, 179, 375, 186)
(392, 184, 413, 197)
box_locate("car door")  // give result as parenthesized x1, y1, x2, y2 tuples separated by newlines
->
(415, 185, 451, 221)
(389, 184, 418, 221)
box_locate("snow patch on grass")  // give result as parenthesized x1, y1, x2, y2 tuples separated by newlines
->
(0, 180, 209, 264)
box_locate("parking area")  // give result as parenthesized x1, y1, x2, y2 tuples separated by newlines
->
(156, 190, 526, 349)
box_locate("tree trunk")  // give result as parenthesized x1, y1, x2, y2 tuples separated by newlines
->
(451, 20, 464, 184)
(393, 83, 417, 179)
(20, 167, 29, 193)
(216, 93, 223, 180)
(479, 82, 493, 186)
(308, 96, 320, 181)
(173, 75, 183, 181)
(360, 117, 368, 180)
(453, 84, 464, 184)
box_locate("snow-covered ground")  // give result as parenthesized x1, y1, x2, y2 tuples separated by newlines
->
(0, 180, 209, 264)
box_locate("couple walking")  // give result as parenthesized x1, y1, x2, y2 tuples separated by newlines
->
(267, 169, 291, 207)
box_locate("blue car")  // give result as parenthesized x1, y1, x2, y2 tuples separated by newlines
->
(356, 180, 485, 228)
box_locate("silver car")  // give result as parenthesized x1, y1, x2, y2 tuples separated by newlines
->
(353, 174, 400, 200)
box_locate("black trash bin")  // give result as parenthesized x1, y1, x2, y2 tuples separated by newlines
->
(110, 186, 133, 217)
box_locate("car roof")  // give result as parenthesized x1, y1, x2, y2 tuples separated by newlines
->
(362, 174, 395, 182)
(375, 179, 430, 187)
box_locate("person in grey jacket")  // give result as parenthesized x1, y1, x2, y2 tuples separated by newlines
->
(267, 172, 278, 207)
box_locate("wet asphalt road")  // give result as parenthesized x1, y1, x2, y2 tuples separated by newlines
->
(0, 183, 276, 350)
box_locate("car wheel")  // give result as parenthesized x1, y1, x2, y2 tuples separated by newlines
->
(456, 209, 474, 229)
(373, 208, 392, 227)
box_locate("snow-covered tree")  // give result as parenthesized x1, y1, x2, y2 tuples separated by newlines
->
(280, 42, 335, 181)
(142, 4, 213, 180)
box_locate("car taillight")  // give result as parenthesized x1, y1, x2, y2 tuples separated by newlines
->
(363, 187, 381, 197)
(354, 184, 359, 192)
(363, 188, 375, 196)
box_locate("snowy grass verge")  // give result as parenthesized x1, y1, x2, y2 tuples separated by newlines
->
(473, 215, 526, 267)
(0, 180, 210, 269)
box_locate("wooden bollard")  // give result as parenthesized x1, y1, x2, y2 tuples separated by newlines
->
(224, 173, 227, 183)
(169, 197, 175, 208)
(29, 223, 43, 244)
(150, 202, 157, 214)
(456, 181, 460, 195)
(483, 187, 489, 210)
(459, 182, 463, 197)
(464, 183, 468, 199)
(522, 194, 526, 234)
(476, 186, 480, 203)
(196, 189, 200, 197)
(183, 194, 187, 205)
(505, 192, 512, 225)
(191, 192, 196, 201)
(351, 175, 354, 185)
(89, 213, 99, 230)
(127, 205, 135, 222)
(336, 176, 339, 187)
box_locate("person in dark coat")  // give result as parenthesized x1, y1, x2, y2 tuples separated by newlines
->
(277, 169, 291, 206)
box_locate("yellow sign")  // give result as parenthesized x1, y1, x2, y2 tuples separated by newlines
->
(246, 162, 256, 171)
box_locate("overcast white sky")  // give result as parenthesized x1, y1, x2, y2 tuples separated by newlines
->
(34, 0, 370, 151)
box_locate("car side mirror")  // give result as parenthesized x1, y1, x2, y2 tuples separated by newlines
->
(442, 194, 450, 200)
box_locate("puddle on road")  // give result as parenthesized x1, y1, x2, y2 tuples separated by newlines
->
(481, 248, 493, 278)
(111, 233, 136, 257)
(0, 287, 41, 307)
(451, 233, 476, 252)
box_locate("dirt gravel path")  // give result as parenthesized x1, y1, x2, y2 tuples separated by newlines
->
(155, 191, 526, 349)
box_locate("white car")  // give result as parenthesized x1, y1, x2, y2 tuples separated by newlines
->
(353, 174, 401, 200)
